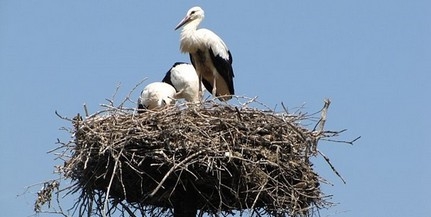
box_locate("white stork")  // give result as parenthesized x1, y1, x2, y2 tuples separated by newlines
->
(175, 6, 235, 101)
(137, 82, 176, 113)
(162, 62, 203, 103)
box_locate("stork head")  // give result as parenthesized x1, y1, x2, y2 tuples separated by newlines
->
(175, 6, 205, 30)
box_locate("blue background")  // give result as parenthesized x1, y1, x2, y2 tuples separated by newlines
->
(1, 1, 430, 216)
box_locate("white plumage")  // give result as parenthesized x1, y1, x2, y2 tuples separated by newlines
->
(175, 6, 235, 101)
(137, 82, 176, 112)
(162, 62, 203, 103)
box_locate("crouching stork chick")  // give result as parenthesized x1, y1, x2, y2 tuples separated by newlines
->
(162, 62, 203, 103)
(137, 82, 176, 113)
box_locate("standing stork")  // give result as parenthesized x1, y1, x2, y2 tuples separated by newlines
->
(162, 62, 203, 103)
(137, 82, 176, 113)
(175, 6, 234, 101)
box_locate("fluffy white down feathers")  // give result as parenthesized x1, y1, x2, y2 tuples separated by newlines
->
(162, 62, 203, 103)
(137, 82, 176, 112)
(138, 63, 203, 112)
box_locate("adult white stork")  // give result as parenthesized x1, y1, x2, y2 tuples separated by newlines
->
(137, 82, 176, 113)
(175, 6, 234, 101)
(162, 62, 203, 103)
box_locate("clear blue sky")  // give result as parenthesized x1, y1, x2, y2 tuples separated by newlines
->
(1, 0, 430, 216)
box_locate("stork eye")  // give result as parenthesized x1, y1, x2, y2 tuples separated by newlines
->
(190, 11, 196, 15)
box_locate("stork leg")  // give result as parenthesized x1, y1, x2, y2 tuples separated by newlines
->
(198, 74, 202, 92)
(212, 76, 217, 98)
(199, 74, 204, 102)
(174, 88, 185, 100)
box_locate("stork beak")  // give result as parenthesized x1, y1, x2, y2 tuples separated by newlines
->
(174, 15, 190, 30)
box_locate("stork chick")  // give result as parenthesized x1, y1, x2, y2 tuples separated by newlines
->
(137, 82, 176, 113)
(162, 62, 203, 103)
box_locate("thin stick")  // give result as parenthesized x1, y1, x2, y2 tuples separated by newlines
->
(149, 149, 208, 197)
(281, 102, 288, 114)
(119, 201, 137, 217)
(83, 103, 89, 117)
(118, 78, 147, 108)
(314, 99, 331, 133)
(54, 110, 72, 121)
(322, 136, 361, 145)
(102, 148, 123, 217)
(318, 150, 346, 184)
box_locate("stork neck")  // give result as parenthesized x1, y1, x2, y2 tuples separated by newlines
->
(179, 18, 203, 53)
(181, 19, 201, 32)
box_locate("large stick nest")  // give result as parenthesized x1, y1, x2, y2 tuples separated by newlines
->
(44, 97, 347, 216)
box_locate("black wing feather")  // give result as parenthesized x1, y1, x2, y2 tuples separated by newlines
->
(162, 70, 173, 85)
(172, 61, 188, 68)
(161, 65, 178, 92)
(209, 47, 235, 95)
(189, 53, 195, 68)
(201, 79, 214, 94)
(163, 62, 191, 92)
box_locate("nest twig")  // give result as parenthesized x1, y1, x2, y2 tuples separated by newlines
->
(38, 96, 353, 217)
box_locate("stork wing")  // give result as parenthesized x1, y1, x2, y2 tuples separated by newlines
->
(199, 29, 234, 95)
(199, 29, 231, 61)
(209, 47, 234, 95)
(161, 70, 174, 88)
